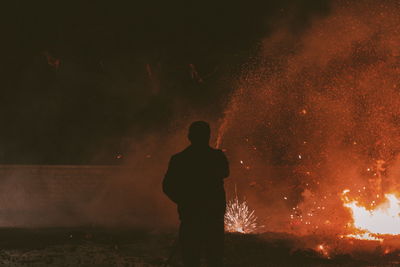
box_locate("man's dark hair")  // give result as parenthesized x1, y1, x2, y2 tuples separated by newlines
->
(188, 121, 210, 145)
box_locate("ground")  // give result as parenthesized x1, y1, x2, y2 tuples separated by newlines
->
(0, 228, 398, 266)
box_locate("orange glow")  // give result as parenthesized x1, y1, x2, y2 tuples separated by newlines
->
(215, 0, 400, 242)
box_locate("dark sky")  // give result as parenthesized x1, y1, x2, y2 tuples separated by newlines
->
(1, 0, 329, 164)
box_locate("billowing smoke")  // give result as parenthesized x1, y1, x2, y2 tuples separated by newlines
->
(217, 0, 400, 235)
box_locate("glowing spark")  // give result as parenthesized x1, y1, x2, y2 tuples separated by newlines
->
(225, 194, 260, 234)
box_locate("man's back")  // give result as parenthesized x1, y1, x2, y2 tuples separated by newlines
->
(163, 145, 229, 217)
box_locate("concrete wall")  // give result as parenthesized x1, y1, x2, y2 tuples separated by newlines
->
(0, 165, 125, 227)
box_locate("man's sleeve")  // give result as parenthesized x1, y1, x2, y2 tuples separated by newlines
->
(162, 156, 180, 203)
(219, 150, 230, 179)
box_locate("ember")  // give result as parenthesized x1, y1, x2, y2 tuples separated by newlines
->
(316, 244, 330, 258)
(43, 51, 60, 69)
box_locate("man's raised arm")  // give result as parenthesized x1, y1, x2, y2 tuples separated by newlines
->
(219, 150, 229, 179)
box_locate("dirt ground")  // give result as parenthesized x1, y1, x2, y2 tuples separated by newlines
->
(0, 228, 398, 266)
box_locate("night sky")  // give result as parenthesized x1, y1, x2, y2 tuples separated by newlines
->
(1, 0, 329, 164)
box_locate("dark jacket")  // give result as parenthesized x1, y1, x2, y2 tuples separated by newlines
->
(163, 145, 229, 219)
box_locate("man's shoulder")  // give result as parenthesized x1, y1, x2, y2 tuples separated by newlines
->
(211, 147, 224, 153)
(170, 147, 190, 160)
(171, 146, 226, 159)
(210, 148, 226, 156)
(206, 148, 227, 163)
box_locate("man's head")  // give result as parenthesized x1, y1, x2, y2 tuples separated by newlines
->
(188, 121, 210, 146)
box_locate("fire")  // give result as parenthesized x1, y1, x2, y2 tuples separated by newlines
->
(342, 189, 400, 240)
(343, 233, 383, 242)
(213, 0, 400, 246)
(224, 194, 260, 233)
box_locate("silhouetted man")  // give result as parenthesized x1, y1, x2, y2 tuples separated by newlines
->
(163, 121, 229, 266)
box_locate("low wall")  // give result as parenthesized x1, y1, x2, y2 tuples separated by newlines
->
(0, 165, 126, 227)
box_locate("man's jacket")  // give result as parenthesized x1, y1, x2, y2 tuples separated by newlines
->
(163, 145, 229, 218)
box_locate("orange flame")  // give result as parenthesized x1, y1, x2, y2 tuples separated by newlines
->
(342, 189, 400, 240)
